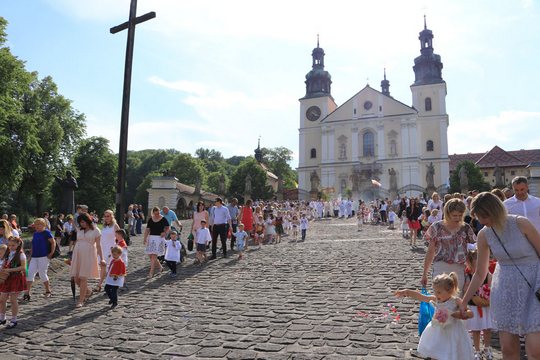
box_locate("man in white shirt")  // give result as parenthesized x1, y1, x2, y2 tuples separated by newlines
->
(210, 198, 232, 259)
(504, 176, 540, 232)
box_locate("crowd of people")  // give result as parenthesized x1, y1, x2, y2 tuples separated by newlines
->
(0, 175, 539, 360)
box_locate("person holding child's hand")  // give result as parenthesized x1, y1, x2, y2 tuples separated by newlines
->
(396, 272, 474, 360)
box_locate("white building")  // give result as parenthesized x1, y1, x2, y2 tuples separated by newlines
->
(298, 20, 449, 201)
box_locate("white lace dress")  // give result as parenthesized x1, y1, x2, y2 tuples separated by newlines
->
(484, 215, 540, 335)
(417, 297, 474, 360)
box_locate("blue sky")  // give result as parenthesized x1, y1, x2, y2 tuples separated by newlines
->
(2, 0, 540, 167)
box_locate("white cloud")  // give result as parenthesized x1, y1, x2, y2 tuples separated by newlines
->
(148, 76, 208, 96)
(448, 111, 540, 154)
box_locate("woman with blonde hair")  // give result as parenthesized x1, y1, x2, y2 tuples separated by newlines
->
(0, 220, 17, 246)
(422, 198, 476, 291)
(461, 192, 540, 360)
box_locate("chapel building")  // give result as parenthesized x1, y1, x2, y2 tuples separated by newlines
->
(297, 20, 450, 201)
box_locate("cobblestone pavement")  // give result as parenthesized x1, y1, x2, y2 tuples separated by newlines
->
(0, 217, 505, 359)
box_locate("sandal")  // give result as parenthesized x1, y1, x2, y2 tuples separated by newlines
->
(22, 293, 30, 302)
(44, 292, 52, 298)
(6, 321, 17, 329)
(93, 285, 102, 292)
(85, 289, 94, 301)
(75, 303, 84, 308)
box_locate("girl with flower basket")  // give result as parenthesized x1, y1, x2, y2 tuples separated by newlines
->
(396, 272, 475, 360)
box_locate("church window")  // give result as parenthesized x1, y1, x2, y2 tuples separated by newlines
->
(425, 97, 432, 111)
(511, 170, 515, 176)
(484, 172, 488, 177)
(390, 140, 397, 156)
(310, 148, 317, 159)
(340, 179, 347, 194)
(354, 108, 356, 115)
(339, 143, 347, 160)
(426, 140, 434, 152)
(363, 131, 375, 157)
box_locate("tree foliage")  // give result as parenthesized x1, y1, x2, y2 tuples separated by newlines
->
(74, 137, 117, 215)
(449, 161, 491, 193)
(229, 158, 274, 201)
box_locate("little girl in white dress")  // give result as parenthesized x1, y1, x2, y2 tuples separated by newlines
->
(396, 272, 475, 360)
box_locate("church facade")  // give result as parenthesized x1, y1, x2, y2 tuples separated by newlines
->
(297, 20, 450, 201)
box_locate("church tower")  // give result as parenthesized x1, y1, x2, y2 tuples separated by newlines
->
(410, 16, 450, 193)
(298, 37, 338, 197)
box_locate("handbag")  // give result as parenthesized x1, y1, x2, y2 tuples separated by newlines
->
(48, 240, 60, 259)
(0, 270, 9, 285)
(418, 287, 435, 335)
(472, 295, 489, 307)
(492, 227, 540, 303)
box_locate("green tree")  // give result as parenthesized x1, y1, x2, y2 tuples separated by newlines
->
(169, 153, 207, 187)
(0, 17, 39, 194)
(450, 161, 490, 193)
(74, 137, 117, 215)
(229, 158, 273, 201)
(260, 146, 297, 189)
(125, 149, 177, 206)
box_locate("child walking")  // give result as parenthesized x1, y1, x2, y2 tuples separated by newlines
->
(0, 237, 27, 328)
(164, 231, 181, 277)
(464, 250, 494, 360)
(104, 246, 126, 309)
(400, 211, 410, 239)
(299, 214, 308, 241)
(356, 210, 363, 231)
(233, 223, 248, 260)
(395, 272, 475, 360)
(387, 208, 397, 230)
(291, 215, 299, 241)
(195, 220, 211, 264)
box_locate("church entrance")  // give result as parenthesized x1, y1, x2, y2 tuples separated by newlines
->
(176, 197, 187, 219)
(361, 190, 375, 202)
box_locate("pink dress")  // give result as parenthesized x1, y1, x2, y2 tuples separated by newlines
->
(192, 210, 208, 238)
(70, 228, 101, 279)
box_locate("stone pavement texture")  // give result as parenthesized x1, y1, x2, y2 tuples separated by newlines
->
(0, 218, 506, 359)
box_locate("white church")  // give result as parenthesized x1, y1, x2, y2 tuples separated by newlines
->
(297, 19, 450, 201)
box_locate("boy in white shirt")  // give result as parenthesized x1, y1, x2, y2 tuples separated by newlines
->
(195, 220, 212, 264)
(164, 231, 181, 277)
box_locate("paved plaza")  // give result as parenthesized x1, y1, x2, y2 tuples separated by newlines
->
(0, 218, 504, 359)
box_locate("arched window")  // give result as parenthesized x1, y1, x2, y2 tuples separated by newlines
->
(363, 131, 375, 157)
(426, 140, 434, 152)
(390, 139, 397, 155)
(158, 196, 166, 208)
(310, 148, 317, 159)
(425, 97, 432, 111)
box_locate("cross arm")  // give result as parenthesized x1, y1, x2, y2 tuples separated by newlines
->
(110, 11, 156, 34)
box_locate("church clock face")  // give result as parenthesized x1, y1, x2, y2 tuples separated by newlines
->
(306, 106, 322, 121)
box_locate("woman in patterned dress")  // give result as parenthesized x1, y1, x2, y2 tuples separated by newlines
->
(422, 198, 476, 291)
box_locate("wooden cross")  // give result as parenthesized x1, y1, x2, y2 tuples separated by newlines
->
(111, 0, 156, 226)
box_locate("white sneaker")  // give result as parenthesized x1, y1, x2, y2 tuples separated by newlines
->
(483, 348, 493, 360)
(474, 351, 483, 360)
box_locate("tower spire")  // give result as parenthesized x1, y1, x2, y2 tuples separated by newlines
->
(302, 35, 332, 99)
(412, 17, 444, 86)
(381, 68, 391, 97)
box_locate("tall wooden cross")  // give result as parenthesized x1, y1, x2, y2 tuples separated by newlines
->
(110, 0, 155, 226)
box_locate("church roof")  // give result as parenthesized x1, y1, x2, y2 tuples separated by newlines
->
(449, 146, 540, 171)
(259, 162, 279, 180)
(176, 182, 219, 201)
(321, 85, 416, 123)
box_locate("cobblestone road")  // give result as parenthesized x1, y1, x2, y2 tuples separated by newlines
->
(0, 218, 505, 359)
